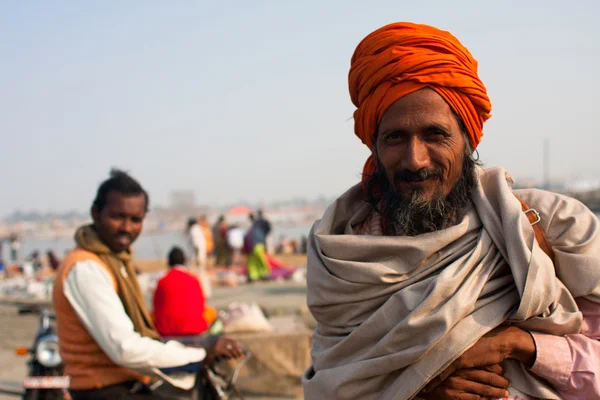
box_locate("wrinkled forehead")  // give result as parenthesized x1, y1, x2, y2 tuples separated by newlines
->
(377, 89, 458, 135)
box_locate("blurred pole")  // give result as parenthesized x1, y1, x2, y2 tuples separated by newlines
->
(543, 139, 550, 190)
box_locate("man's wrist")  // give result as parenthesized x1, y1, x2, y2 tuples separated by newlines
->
(506, 327, 536, 367)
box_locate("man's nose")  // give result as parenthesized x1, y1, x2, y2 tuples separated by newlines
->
(120, 219, 133, 233)
(401, 137, 430, 171)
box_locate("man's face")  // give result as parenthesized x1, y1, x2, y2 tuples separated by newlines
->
(92, 191, 146, 253)
(376, 88, 467, 202)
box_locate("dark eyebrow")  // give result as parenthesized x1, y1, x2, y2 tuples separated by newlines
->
(423, 123, 452, 133)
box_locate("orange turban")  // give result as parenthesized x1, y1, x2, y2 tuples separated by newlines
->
(349, 22, 492, 181)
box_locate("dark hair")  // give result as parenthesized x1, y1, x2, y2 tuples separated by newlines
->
(47, 250, 59, 262)
(168, 246, 186, 267)
(453, 113, 475, 154)
(93, 169, 149, 212)
(187, 217, 197, 229)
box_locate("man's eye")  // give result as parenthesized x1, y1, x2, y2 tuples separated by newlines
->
(385, 132, 403, 142)
(427, 131, 446, 140)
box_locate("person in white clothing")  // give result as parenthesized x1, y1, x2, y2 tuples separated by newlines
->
(226, 224, 245, 266)
(186, 217, 211, 297)
(53, 169, 242, 400)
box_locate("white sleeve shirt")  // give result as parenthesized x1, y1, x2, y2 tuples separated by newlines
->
(63, 260, 206, 373)
(189, 225, 207, 263)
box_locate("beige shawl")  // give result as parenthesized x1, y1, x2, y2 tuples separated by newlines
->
(303, 167, 600, 400)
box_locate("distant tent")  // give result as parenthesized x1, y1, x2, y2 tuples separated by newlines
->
(227, 206, 252, 216)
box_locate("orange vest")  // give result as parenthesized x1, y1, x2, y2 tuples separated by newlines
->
(53, 249, 149, 390)
(201, 223, 214, 254)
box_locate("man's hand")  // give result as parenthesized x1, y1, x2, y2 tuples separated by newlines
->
(424, 326, 536, 393)
(204, 337, 244, 364)
(420, 364, 510, 400)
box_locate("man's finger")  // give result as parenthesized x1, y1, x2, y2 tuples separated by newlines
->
(229, 341, 244, 359)
(453, 369, 510, 389)
(234, 347, 244, 359)
(226, 348, 241, 359)
(222, 339, 244, 359)
(444, 376, 510, 398)
(427, 388, 489, 400)
(481, 364, 503, 376)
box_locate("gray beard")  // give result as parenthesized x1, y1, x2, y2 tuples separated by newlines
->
(365, 156, 477, 236)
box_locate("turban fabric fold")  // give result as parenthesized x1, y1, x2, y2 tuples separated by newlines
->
(349, 22, 492, 182)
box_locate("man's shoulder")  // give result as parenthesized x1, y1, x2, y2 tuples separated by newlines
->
(513, 188, 598, 239)
(57, 248, 106, 277)
(309, 183, 371, 237)
(162, 267, 198, 282)
(513, 188, 590, 214)
(60, 249, 117, 286)
(54, 250, 117, 298)
(63, 248, 103, 265)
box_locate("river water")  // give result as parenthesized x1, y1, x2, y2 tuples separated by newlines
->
(7, 211, 600, 261)
(4, 223, 314, 261)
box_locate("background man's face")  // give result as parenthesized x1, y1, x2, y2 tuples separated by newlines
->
(376, 88, 467, 202)
(92, 191, 146, 253)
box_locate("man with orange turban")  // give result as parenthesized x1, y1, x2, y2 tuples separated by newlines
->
(303, 22, 600, 400)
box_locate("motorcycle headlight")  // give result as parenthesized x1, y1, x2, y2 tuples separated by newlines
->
(36, 334, 62, 368)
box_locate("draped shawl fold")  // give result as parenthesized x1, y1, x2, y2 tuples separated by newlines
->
(303, 167, 600, 399)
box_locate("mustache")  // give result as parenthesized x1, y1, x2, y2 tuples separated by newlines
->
(363, 155, 477, 236)
(393, 167, 443, 184)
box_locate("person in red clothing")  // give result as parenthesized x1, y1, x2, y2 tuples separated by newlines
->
(153, 246, 217, 337)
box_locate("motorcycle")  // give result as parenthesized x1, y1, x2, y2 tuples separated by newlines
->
(13, 306, 69, 400)
(4, 309, 249, 400)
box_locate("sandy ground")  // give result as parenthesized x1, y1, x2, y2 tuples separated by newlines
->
(0, 279, 309, 399)
(0, 304, 36, 398)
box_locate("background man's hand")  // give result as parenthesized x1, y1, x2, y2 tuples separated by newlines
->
(422, 326, 536, 394)
(420, 364, 510, 400)
(204, 336, 244, 364)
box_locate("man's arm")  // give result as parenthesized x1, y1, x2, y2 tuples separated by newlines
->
(422, 299, 600, 399)
(530, 297, 600, 399)
(63, 260, 206, 370)
(521, 190, 600, 397)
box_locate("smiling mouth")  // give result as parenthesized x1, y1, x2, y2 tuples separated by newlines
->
(116, 235, 132, 244)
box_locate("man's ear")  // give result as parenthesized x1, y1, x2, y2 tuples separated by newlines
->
(371, 141, 379, 162)
(371, 131, 380, 158)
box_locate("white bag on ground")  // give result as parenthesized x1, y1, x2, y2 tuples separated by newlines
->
(221, 302, 273, 333)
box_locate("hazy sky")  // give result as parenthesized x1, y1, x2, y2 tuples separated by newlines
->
(1, 1, 598, 215)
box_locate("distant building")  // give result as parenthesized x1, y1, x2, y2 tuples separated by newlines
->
(169, 191, 197, 213)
